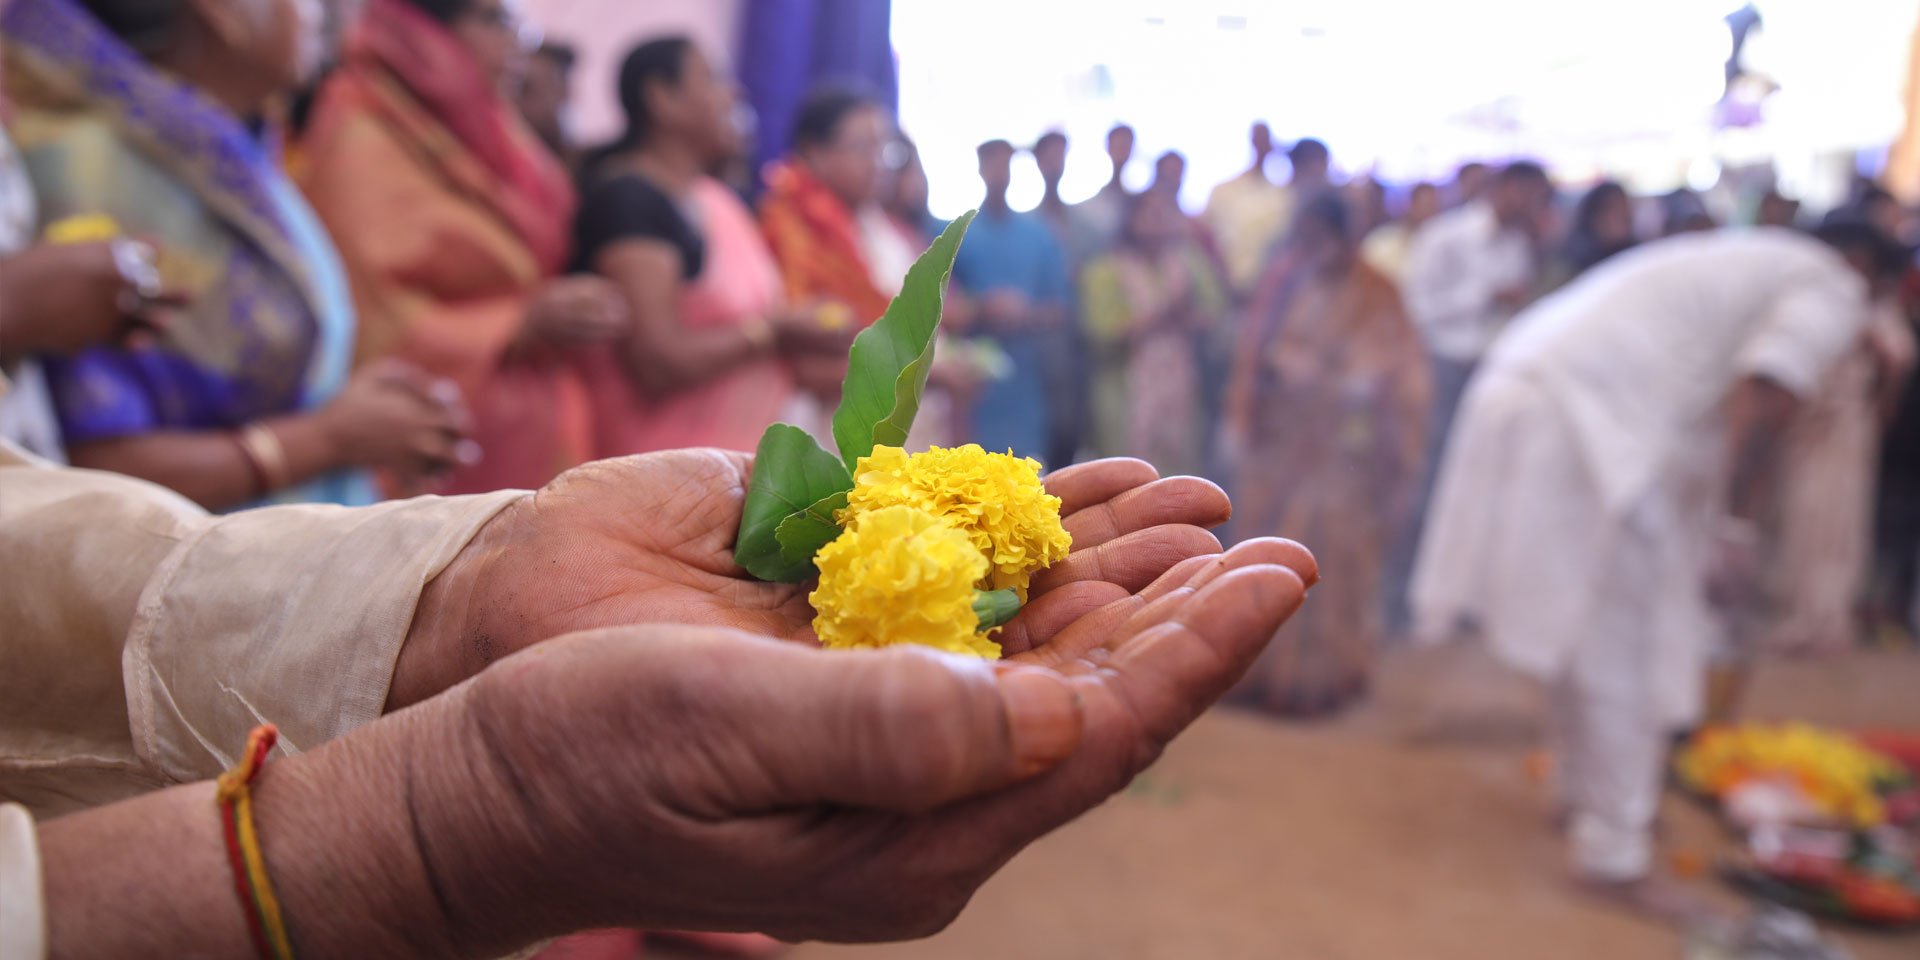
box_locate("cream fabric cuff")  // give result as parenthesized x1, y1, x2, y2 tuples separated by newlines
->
(123, 490, 529, 783)
(0, 803, 45, 960)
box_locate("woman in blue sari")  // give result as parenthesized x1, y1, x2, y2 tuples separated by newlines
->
(2, 0, 466, 509)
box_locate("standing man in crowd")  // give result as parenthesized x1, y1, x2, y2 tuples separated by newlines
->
(1412, 224, 1904, 924)
(1202, 122, 1290, 302)
(1392, 161, 1552, 632)
(1402, 161, 1552, 458)
(1284, 138, 1333, 202)
(1449, 161, 1489, 208)
(1033, 131, 1072, 243)
(953, 140, 1071, 463)
(1361, 181, 1441, 284)
(1032, 130, 1095, 468)
(1076, 123, 1136, 247)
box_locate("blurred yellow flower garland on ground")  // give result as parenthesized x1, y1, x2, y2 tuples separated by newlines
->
(1676, 722, 1907, 828)
(810, 445, 1074, 658)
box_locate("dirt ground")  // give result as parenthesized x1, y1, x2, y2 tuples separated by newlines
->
(777, 646, 1920, 960)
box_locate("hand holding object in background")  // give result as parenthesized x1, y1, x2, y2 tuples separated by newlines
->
(0, 239, 181, 362)
(315, 358, 475, 481)
(524, 274, 631, 345)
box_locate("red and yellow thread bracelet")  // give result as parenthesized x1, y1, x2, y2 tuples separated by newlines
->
(216, 724, 296, 960)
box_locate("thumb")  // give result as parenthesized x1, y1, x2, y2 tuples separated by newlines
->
(741, 642, 1086, 813)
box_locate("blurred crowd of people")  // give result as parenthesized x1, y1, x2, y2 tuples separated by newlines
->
(4, 0, 1920, 943)
(0, 0, 1912, 668)
(5, 0, 1919, 700)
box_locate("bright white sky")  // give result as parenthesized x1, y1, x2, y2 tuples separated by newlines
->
(893, 0, 1918, 218)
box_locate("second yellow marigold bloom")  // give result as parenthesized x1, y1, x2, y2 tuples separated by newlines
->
(843, 444, 1072, 599)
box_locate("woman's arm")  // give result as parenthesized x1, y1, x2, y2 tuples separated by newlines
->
(66, 415, 342, 512)
(595, 239, 776, 397)
(67, 362, 465, 511)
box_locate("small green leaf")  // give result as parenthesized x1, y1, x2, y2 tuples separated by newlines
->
(734, 424, 853, 582)
(773, 490, 849, 569)
(973, 588, 1022, 631)
(831, 210, 977, 472)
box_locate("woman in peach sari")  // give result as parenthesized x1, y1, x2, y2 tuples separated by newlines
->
(1225, 191, 1432, 715)
(574, 38, 848, 457)
(299, 0, 626, 494)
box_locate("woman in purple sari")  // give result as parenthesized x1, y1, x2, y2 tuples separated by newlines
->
(2, 0, 463, 509)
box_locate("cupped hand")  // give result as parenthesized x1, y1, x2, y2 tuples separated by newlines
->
(390, 453, 1237, 709)
(415, 537, 1314, 952)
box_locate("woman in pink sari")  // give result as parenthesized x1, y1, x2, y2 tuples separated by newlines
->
(576, 37, 848, 457)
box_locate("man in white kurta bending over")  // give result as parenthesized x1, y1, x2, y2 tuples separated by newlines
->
(1410, 222, 1906, 920)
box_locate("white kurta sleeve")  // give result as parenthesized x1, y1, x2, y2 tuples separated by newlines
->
(0, 438, 528, 805)
(0, 804, 44, 960)
(1735, 267, 1871, 397)
(123, 489, 527, 784)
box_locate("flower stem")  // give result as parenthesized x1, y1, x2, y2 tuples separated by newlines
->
(973, 589, 1021, 631)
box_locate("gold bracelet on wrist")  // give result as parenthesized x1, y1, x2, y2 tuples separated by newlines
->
(743, 319, 777, 354)
(236, 423, 292, 494)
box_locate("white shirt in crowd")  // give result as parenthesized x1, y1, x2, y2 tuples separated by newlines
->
(1400, 199, 1535, 362)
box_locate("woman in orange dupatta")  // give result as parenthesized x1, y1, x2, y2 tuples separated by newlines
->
(759, 90, 981, 449)
(758, 90, 899, 326)
(574, 38, 850, 457)
(1224, 191, 1432, 716)
(299, 0, 626, 494)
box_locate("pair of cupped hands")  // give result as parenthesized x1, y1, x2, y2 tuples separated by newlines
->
(380, 450, 1316, 953)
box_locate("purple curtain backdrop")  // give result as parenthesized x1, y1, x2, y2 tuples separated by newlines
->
(736, 0, 897, 187)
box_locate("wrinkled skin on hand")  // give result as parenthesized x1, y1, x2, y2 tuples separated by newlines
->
(419, 536, 1318, 953)
(390, 451, 1294, 708)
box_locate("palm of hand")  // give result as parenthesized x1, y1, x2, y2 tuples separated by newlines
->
(417, 452, 1320, 946)
(400, 448, 1251, 707)
(478, 449, 820, 646)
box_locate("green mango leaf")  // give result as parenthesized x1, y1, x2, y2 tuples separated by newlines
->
(831, 210, 978, 473)
(973, 588, 1022, 631)
(773, 490, 849, 569)
(734, 424, 853, 582)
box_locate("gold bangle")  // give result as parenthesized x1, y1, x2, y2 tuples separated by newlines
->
(743, 319, 777, 353)
(237, 423, 292, 493)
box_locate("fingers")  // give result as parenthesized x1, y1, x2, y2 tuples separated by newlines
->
(734, 640, 1086, 812)
(1061, 476, 1231, 549)
(1117, 538, 1317, 638)
(1045, 458, 1159, 515)
(1105, 565, 1309, 743)
(1136, 555, 1220, 605)
(940, 566, 1307, 857)
(364, 358, 472, 444)
(994, 580, 1131, 658)
(1030, 524, 1221, 597)
(1182, 538, 1318, 591)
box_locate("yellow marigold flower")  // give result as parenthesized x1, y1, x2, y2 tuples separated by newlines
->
(809, 505, 1001, 658)
(1673, 722, 1901, 828)
(843, 444, 1072, 599)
